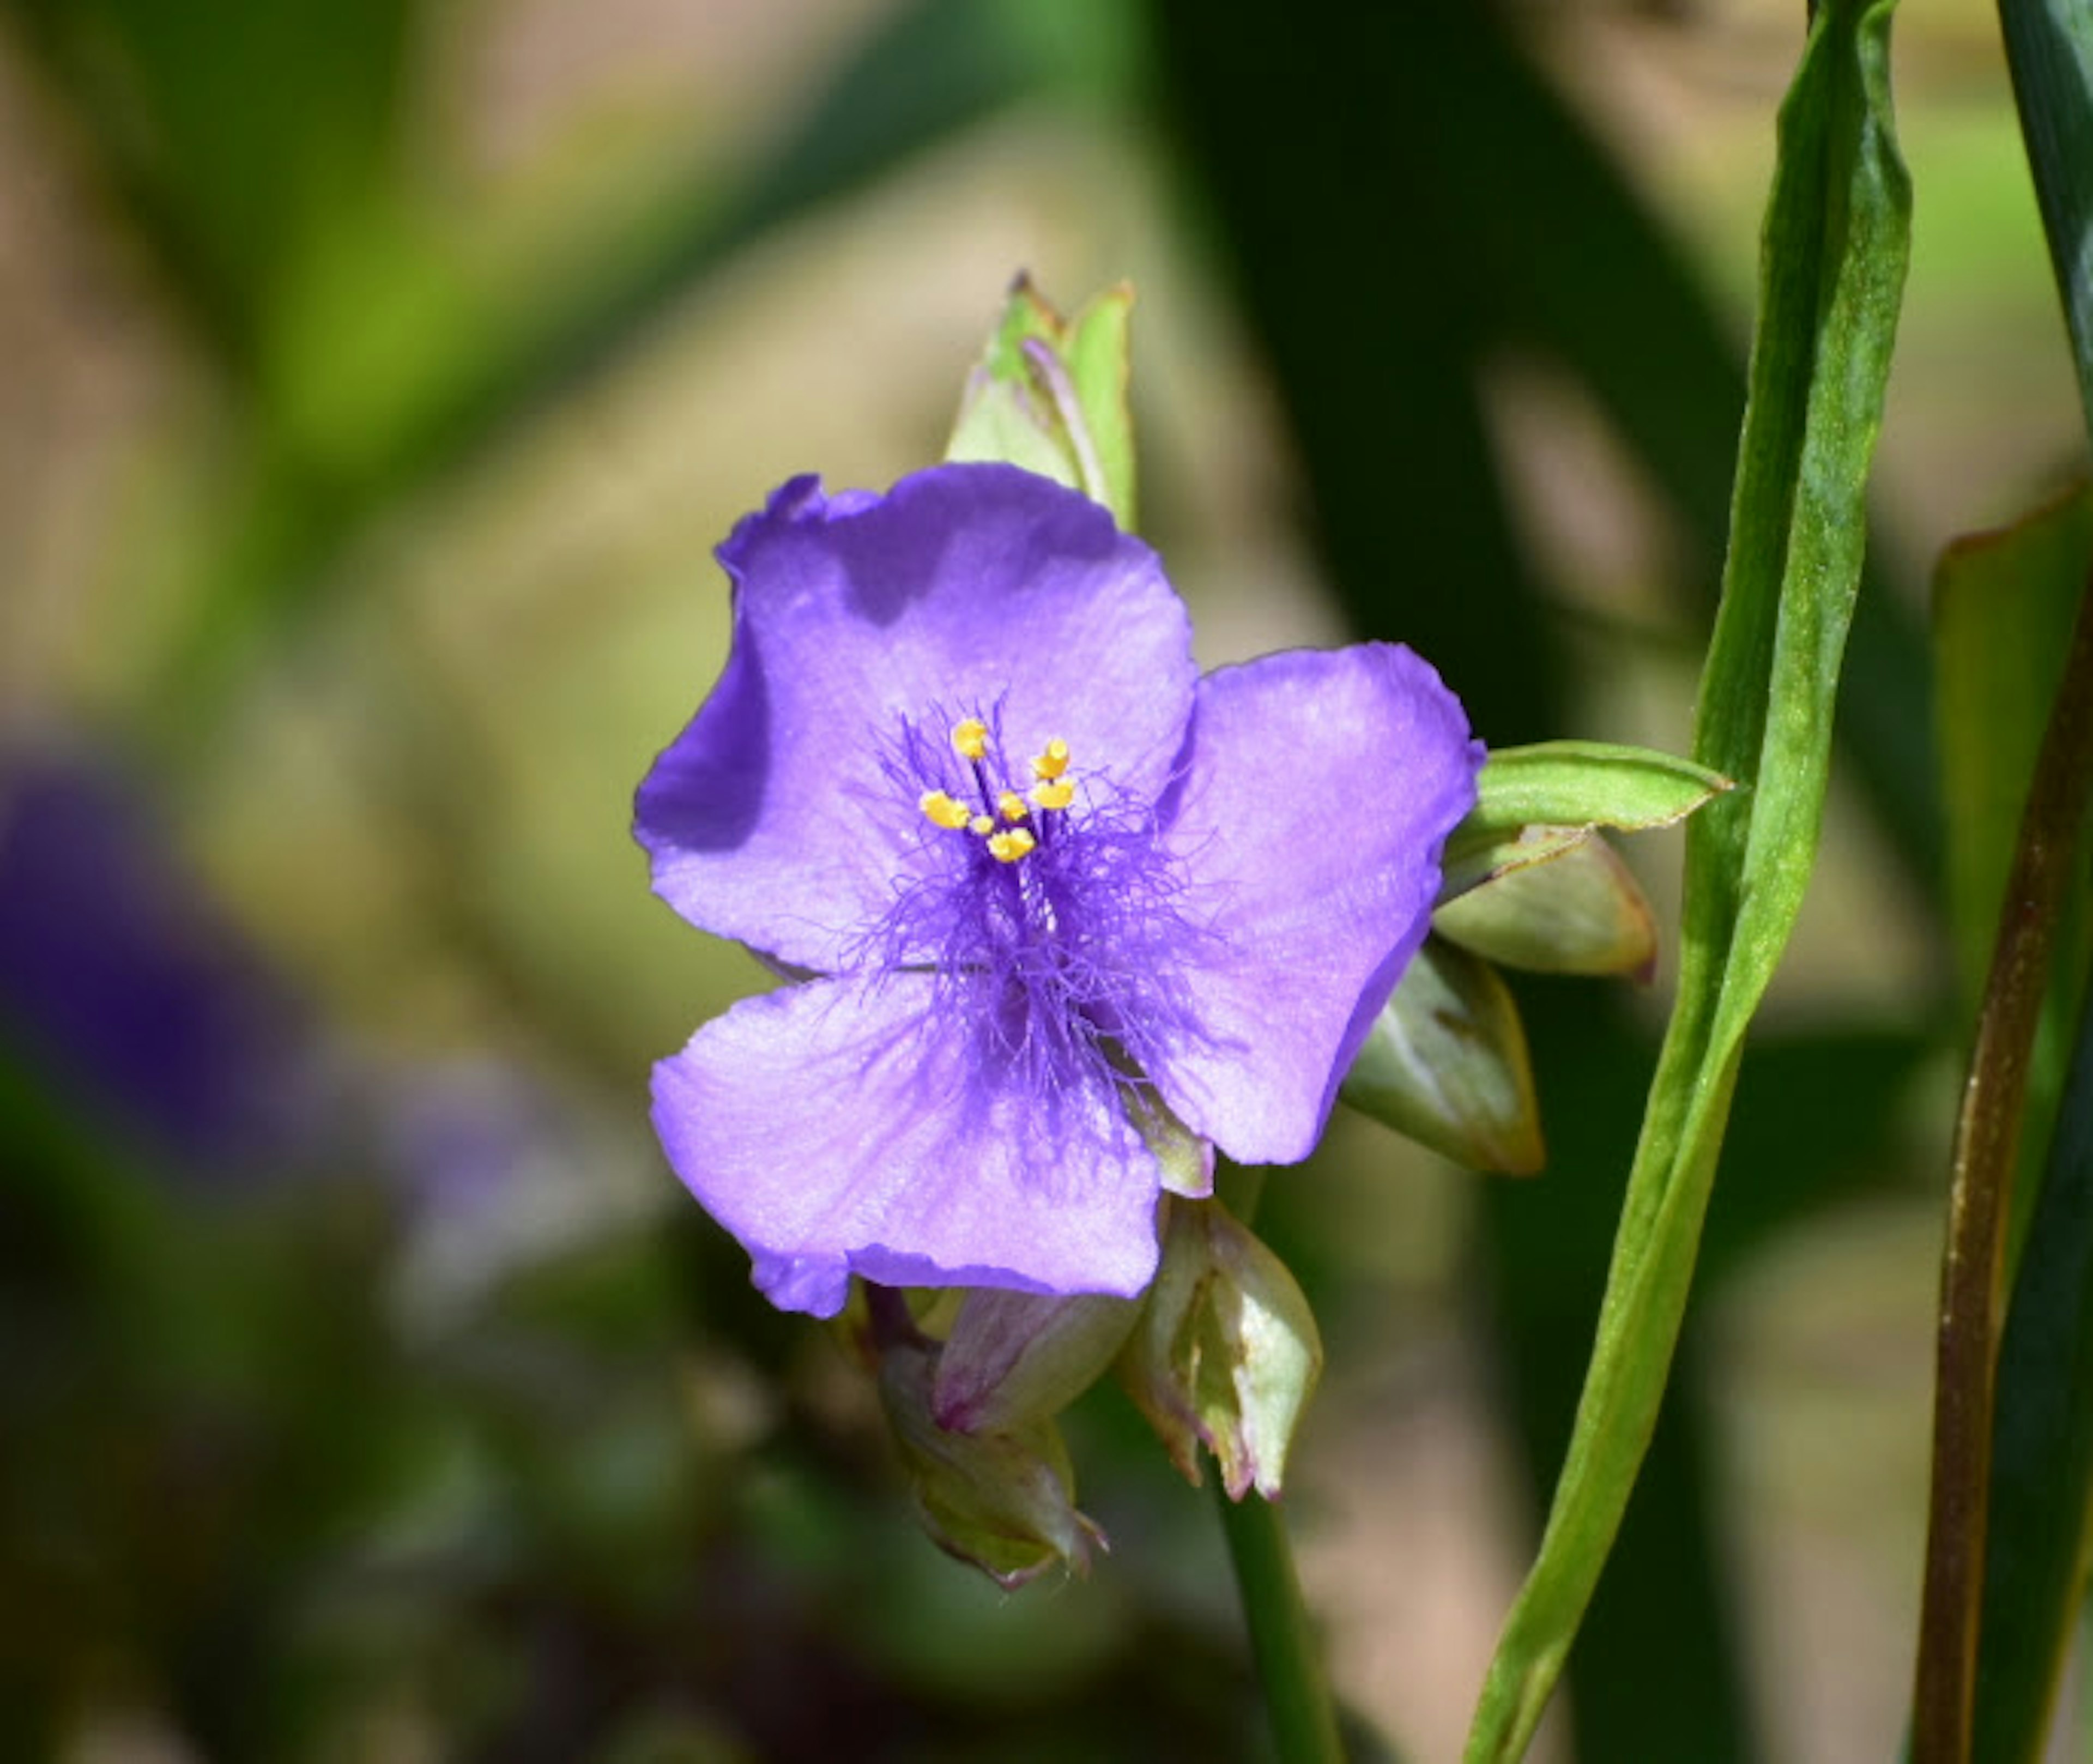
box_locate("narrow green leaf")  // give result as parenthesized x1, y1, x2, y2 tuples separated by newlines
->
(1976, 975, 2093, 1764)
(2000, 0, 2093, 442)
(1465, 3, 1910, 1756)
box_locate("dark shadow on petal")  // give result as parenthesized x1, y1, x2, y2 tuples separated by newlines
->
(826, 464, 1128, 630)
(633, 622, 771, 854)
(826, 483, 965, 630)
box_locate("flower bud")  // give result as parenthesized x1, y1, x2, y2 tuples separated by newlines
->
(1340, 934, 1545, 1174)
(876, 1328, 1105, 1588)
(1118, 1197, 1322, 1501)
(944, 275, 1135, 527)
(932, 1287, 1141, 1434)
(1433, 832, 1657, 980)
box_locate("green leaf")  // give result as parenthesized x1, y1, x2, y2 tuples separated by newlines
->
(1441, 741, 1728, 899)
(1341, 936, 1545, 1175)
(1933, 484, 2093, 1012)
(1977, 981, 2093, 1764)
(1465, 3, 1910, 1756)
(2001, 0, 2093, 444)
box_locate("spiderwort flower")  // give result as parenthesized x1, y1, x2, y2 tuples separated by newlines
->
(637, 463, 1481, 1317)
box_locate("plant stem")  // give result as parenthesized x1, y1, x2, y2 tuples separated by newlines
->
(1210, 1161, 1344, 1761)
(1216, 1480, 1346, 1763)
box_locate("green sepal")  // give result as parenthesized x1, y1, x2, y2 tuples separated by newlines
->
(1340, 935, 1545, 1174)
(1442, 741, 1729, 900)
(876, 1326, 1105, 1589)
(1117, 1195, 1322, 1500)
(1433, 833, 1659, 981)
(945, 274, 1138, 528)
(1123, 1084, 1215, 1198)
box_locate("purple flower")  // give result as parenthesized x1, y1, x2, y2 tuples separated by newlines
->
(637, 464, 1481, 1316)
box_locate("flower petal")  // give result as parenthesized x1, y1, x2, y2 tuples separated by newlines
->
(1152, 644, 1482, 1163)
(650, 973, 1164, 1317)
(635, 464, 1197, 970)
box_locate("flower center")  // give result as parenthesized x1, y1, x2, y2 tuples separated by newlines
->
(861, 704, 1207, 1104)
(916, 717, 1079, 868)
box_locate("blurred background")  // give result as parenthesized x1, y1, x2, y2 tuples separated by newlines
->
(0, 0, 2079, 1759)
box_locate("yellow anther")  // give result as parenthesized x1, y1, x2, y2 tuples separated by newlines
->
(997, 790, 1030, 822)
(919, 790, 972, 831)
(1030, 737, 1070, 781)
(987, 827, 1036, 863)
(1030, 778, 1075, 812)
(952, 717, 990, 760)
(969, 813, 995, 836)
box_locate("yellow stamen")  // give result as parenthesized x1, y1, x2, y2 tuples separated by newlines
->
(987, 827, 1036, 863)
(969, 813, 995, 836)
(1030, 779, 1075, 812)
(997, 790, 1030, 822)
(919, 789, 971, 831)
(952, 717, 990, 760)
(1030, 737, 1070, 781)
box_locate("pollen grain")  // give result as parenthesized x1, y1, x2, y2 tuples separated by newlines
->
(919, 790, 972, 830)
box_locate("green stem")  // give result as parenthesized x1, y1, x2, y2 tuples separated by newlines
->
(1208, 1161, 1343, 1761)
(1215, 1481, 1346, 1764)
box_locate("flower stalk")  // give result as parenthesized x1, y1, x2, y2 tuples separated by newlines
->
(1217, 1481, 1346, 1764)
(1208, 1163, 1345, 1763)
